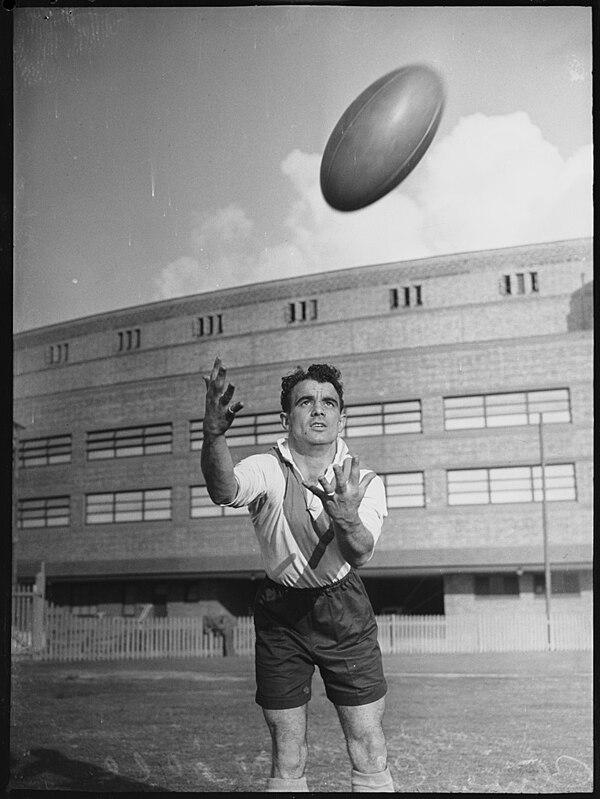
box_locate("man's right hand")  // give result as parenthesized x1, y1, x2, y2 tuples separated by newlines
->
(202, 357, 244, 437)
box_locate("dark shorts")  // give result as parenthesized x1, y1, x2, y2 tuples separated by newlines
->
(253, 569, 387, 710)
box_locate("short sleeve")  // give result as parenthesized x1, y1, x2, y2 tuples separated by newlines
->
(357, 473, 387, 552)
(226, 453, 279, 507)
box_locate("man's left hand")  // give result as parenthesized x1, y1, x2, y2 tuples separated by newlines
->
(303, 456, 375, 520)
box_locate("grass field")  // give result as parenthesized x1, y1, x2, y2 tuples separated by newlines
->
(9, 651, 593, 793)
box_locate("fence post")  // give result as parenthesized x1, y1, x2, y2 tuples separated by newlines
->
(32, 563, 46, 653)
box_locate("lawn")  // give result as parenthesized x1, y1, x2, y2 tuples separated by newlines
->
(9, 651, 593, 793)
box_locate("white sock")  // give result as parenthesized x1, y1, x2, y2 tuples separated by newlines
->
(265, 775, 309, 792)
(351, 766, 395, 792)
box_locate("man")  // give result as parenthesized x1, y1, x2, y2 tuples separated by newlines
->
(201, 357, 395, 793)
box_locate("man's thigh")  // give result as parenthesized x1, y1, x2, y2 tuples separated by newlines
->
(262, 704, 309, 742)
(254, 583, 315, 709)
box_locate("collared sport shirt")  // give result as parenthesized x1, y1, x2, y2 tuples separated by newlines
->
(225, 437, 387, 588)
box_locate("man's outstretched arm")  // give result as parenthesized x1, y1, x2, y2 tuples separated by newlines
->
(200, 357, 244, 505)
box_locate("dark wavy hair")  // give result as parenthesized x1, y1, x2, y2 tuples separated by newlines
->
(280, 364, 344, 413)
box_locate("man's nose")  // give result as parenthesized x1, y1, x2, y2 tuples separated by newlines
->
(312, 402, 325, 415)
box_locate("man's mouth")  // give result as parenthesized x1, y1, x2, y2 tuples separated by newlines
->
(310, 422, 327, 429)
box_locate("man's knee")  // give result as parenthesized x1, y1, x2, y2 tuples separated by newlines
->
(335, 700, 388, 773)
(346, 726, 387, 772)
(272, 741, 308, 778)
(263, 706, 308, 778)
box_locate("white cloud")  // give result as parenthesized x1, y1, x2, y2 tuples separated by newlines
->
(155, 204, 254, 298)
(154, 112, 592, 300)
(418, 112, 593, 252)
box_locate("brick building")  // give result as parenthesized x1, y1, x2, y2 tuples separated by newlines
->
(13, 238, 593, 619)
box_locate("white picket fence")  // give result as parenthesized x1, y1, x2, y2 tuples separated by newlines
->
(376, 612, 592, 654)
(11, 605, 592, 662)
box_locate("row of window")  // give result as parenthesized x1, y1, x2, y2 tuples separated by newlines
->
(474, 571, 579, 596)
(18, 388, 572, 467)
(500, 271, 539, 296)
(17, 462, 578, 528)
(42, 271, 542, 366)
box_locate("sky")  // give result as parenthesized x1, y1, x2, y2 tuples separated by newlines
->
(13, 5, 593, 333)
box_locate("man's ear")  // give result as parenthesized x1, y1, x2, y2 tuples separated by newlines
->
(280, 412, 289, 429)
(338, 411, 347, 432)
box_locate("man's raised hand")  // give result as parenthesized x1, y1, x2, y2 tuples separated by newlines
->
(303, 456, 375, 513)
(202, 357, 244, 437)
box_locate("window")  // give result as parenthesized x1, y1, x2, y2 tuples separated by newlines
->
(500, 272, 539, 296)
(46, 343, 69, 365)
(193, 314, 223, 337)
(87, 423, 172, 459)
(390, 286, 422, 309)
(190, 486, 247, 517)
(19, 435, 72, 467)
(530, 271, 539, 293)
(345, 401, 422, 437)
(286, 299, 318, 323)
(474, 574, 520, 596)
(18, 496, 70, 528)
(116, 328, 141, 352)
(444, 388, 571, 430)
(447, 463, 577, 505)
(382, 472, 425, 508)
(86, 488, 172, 524)
(534, 571, 580, 596)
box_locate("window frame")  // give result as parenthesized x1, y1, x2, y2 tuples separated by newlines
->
(447, 463, 577, 506)
(116, 328, 141, 352)
(85, 488, 172, 524)
(193, 314, 223, 337)
(46, 342, 69, 365)
(86, 423, 173, 460)
(381, 471, 426, 508)
(285, 298, 318, 324)
(18, 495, 71, 528)
(345, 400, 423, 438)
(443, 388, 572, 431)
(19, 434, 72, 468)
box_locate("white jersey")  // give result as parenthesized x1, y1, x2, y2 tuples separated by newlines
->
(224, 437, 387, 588)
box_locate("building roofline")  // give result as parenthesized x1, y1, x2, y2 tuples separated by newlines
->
(14, 236, 593, 341)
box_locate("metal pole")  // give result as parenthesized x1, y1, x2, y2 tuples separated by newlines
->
(12, 422, 24, 592)
(12, 449, 18, 592)
(538, 414, 552, 650)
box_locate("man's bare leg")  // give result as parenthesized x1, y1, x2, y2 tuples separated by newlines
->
(336, 697, 395, 792)
(262, 705, 309, 792)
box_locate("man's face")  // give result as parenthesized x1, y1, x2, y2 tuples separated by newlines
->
(281, 379, 346, 450)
